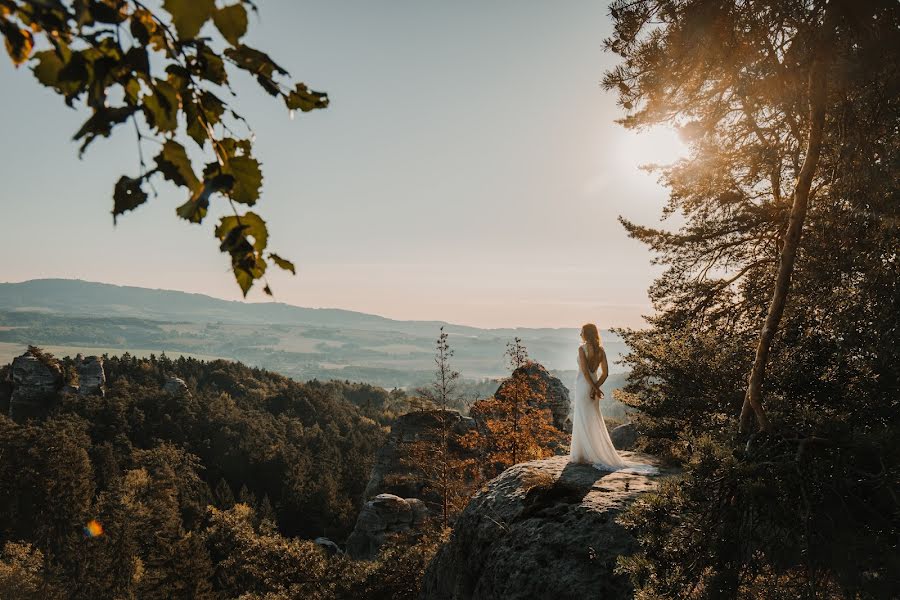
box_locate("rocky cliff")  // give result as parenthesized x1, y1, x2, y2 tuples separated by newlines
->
(345, 493, 429, 559)
(363, 409, 476, 501)
(421, 453, 670, 600)
(494, 362, 571, 432)
(6, 350, 63, 420)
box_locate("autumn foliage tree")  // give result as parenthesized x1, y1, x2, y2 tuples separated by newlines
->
(0, 0, 328, 295)
(465, 340, 563, 477)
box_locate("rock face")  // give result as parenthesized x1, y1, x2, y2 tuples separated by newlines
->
(363, 409, 476, 501)
(610, 423, 638, 450)
(421, 453, 668, 600)
(163, 376, 190, 397)
(314, 537, 343, 556)
(495, 362, 571, 432)
(346, 493, 429, 559)
(7, 352, 62, 420)
(75, 354, 106, 397)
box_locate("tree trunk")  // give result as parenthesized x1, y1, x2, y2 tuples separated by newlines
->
(739, 24, 834, 432)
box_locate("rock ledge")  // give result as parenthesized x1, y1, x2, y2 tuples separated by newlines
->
(421, 453, 671, 600)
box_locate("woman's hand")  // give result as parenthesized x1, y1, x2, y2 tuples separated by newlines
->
(593, 385, 604, 400)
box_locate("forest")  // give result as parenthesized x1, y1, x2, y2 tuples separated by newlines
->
(0, 351, 447, 599)
(1, 0, 898, 598)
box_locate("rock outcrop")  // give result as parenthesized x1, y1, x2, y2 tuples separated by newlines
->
(610, 423, 638, 450)
(7, 351, 62, 420)
(163, 376, 190, 397)
(495, 362, 571, 432)
(314, 537, 343, 556)
(75, 354, 105, 397)
(346, 493, 429, 559)
(363, 409, 476, 501)
(421, 453, 669, 600)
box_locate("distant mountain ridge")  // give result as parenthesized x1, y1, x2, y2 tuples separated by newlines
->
(0, 279, 581, 337)
(0, 279, 630, 396)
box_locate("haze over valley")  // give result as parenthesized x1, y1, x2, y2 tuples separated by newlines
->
(0, 279, 630, 399)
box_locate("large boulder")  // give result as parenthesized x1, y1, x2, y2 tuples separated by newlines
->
(421, 453, 669, 600)
(346, 493, 429, 559)
(163, 376, 190, 397)
(610, 423, 638, 450)
(495, 362, 571, 432)
(363, 409, 476, 501)
(7, 351, 62, 420)
(75, 355, 106, 397)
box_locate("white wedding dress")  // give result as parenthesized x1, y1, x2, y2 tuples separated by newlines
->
(569, 345, 657, 474)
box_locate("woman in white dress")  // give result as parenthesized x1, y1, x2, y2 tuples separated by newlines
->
(570, 323, 655, 473)
(569, 323, 627, 469)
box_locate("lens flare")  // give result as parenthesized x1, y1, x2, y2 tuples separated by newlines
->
(84, 519, 104, 538)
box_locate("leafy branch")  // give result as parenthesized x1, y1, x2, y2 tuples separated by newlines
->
(1, 0, 328, 295)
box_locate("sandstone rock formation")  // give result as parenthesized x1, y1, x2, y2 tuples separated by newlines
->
(610, 422, 638, 450)
(75, 354, 106, 397)
(494, 362, 571, 432)
(346, 493, 429, 559)
(6, 350, 62, 420)
(363, 409, 476, 501)
(163, 376, 190, 397)
(314, 537, 343, 556)
(421, 453, 669, 600)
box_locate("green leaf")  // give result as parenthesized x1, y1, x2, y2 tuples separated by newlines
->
(112, 176, 148, 223)
(196, 43, 227, 85)
(212, 3, 248, 46)
(73, 105, 137, 156)
(143, 79, 179, 133)
(223, 155, 262, 205)
(155, 140, 200, 191)
(216, 212, 269, 296)
(224, 44, 288, 78)
(216, 212, 267, 252)
(176, 172, 235, 223)
(31, 50, 63, 87)
(268, 253, 296, 275)
(184, 98, 207, 148)
(284, 83, 329, 112)
(162, 0, 215, 39)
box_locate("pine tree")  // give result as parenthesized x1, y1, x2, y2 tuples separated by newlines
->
(402, 328, 477, 529)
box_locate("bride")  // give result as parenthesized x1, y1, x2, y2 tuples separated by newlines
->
(570, 323, 655, 474)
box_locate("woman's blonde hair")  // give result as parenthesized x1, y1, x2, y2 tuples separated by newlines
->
(581, 323, 603, 371)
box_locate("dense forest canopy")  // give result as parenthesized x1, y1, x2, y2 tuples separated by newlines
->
(0, 351, 455, 598)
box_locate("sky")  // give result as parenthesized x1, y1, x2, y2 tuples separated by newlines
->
(0, 0, 686, 329)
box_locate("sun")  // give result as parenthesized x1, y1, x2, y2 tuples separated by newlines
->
(618, 126, 690, 169)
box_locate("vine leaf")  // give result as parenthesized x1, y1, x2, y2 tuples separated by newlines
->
(223, 155, 262, 205)
(3, 25, 32, 65)
(176, 173, 235, 224)
(224, 44, 288, 78)
(285, 83, 329, 112)
(112, 176, 148, 223)
(155, 140, 200, 191)
(216, 212, 269, 296)
(73, 105, 138, 156)
(269, 253, 296, 274)
(143, 79, 180, 133)
(162, 0, 215, 39)
(212, 3, 248, 46)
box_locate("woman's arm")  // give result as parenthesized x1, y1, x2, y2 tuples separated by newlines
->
(596, 348, 609, 389)
(579, 347, 604, 399)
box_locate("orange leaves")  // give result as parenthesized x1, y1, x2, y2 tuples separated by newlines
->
(3, 25, 32, 66)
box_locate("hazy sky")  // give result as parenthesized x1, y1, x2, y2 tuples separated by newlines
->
(0, 0, 685, 329)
